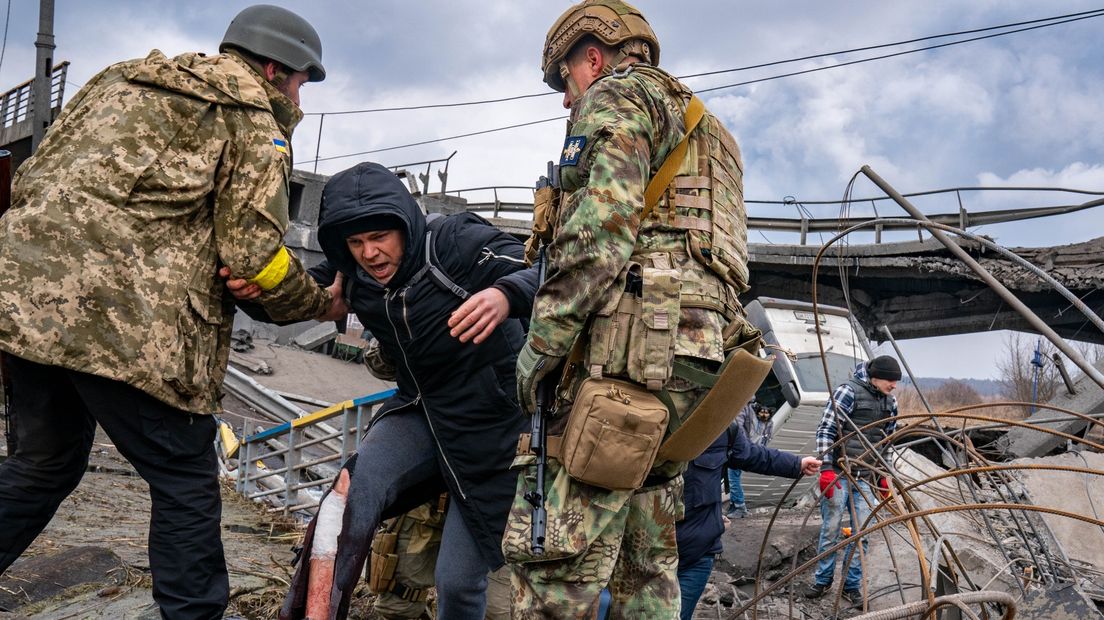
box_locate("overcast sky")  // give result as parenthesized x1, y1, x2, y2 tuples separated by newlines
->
(1, 1, 1101, 381)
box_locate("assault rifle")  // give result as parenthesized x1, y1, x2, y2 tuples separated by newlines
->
(523, 162, 559, 555)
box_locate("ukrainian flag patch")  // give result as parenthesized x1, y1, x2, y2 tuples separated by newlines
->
(560, 136, 586, 166)
(273, 138, 288, 154)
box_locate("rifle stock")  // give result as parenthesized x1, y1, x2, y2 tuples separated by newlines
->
(526, 380, 549, 554)
(523, 247, 552, 555)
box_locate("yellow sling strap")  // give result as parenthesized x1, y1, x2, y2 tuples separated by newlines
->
(642, 95, 706, 221)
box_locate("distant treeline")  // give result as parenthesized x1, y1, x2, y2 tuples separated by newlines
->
(901, 377, 1004, 398)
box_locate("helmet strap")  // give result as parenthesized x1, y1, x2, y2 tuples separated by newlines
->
(600, 43, 647, 80)
(560, 61, 583, 100)
(226, 49, 290, 89)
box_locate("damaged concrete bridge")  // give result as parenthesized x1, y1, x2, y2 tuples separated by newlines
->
(284, 168, 1104, 347)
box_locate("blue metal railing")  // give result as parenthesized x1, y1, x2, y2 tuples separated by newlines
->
(235, 388, 397, 516)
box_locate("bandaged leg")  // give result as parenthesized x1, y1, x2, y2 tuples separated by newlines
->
(306, 468, 351, 619)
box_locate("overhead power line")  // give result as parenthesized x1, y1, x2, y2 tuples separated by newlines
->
(0, 0, 10, 76)
(312, 115, 568, 163)
(303, 8, 1104, 165)
(696, 10, 1104, 94)
(303, 8, 1104, 117)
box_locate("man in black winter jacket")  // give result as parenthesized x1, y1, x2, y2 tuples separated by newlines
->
(229, 162, 537, 620)
(676, 420, 819, 619)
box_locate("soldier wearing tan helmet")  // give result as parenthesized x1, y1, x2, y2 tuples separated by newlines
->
(508, 0, 753, 617)
(0, 5, 343, 618)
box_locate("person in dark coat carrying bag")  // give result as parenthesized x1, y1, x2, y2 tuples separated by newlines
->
(676, 418, 819, 618)
(228, 161, 537, 619)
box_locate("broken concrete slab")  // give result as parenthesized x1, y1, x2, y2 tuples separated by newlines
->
(291, 321, 338, 350)
(1016, 581, 1102, 619)
(0, 546, 126, 611)
(891, 448, 1023, 595)
(716, 511, 820, 582)
(228, 350, 273, 375)
(1012, 451, 1104, 576)
(999, 357, 1104, 458)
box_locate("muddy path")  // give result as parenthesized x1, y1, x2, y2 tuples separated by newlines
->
(0, 426, 310, 619)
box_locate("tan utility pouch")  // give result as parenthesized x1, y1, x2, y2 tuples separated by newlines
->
(561, 378, 669, 491)
(367, 530, 399, 594)
(524, 184, 560, 265)
(586, 262, 680, 389)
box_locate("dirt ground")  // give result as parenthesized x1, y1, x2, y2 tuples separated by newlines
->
(0, 344, 393, 620)
(0, 425, 308, 619)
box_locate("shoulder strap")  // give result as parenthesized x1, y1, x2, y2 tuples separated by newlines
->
(341, 269, 356, 301)
(421, 228, 471, 300)
(642, 95, 706, 221)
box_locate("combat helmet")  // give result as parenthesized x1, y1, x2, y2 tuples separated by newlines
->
(542, 0, 660, 92)
(220, 4, 326, 82)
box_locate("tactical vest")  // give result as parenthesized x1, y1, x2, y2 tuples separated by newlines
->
(525, 67, 757, 391)
(837, 378, 894, 464)
(643, 94, 749, 296)
(586, 73, 753, 390)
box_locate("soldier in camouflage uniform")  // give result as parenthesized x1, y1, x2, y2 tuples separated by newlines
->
(0, 6, 342, 618)
(508, 1, 752, 617)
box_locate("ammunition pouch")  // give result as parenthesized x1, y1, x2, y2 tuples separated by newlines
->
(368, 529, 399, 594)
(561, 378, 668, 491)
(586, 260, 680, 390)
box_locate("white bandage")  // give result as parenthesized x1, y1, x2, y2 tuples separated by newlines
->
(311, 491, 347, 560)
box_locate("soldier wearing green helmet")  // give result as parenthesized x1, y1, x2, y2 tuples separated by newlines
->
(0, 5, 342, 618)
(506, 1, 755, 617)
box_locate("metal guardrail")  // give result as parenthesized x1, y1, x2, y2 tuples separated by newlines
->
(0, 62, 68, 129)
(450, 185, 1104, 245)
(235, 388, 397, 516)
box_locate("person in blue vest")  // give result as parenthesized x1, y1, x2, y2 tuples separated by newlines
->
(676, 417, 820, 619)
(805, 355, 899, 608)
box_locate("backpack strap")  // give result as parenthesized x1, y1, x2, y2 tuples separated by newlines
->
(404, 219, 471, 301)
(423, 229, 470, 300)
(642, 95, 706, 221)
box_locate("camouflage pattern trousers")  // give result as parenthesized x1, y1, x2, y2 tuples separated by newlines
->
(504, 459, 685, 619)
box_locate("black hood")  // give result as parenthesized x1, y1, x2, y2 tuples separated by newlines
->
(317, 162, 427, 289)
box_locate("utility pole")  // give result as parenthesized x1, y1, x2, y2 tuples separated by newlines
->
(1030, 338, 1044, 415)
(31, 0, 56, 151)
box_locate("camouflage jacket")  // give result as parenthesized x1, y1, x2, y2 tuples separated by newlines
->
(528, 65, 741, 367)
(0, 50, 330, 413)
